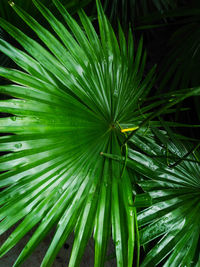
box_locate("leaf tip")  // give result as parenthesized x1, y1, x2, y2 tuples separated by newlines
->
(8, 0, 15, 7)
(121, 126, 139, 133)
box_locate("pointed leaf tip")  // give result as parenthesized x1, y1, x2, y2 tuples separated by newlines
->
(8, 1, 15, 7)
(121, 126, 139, 133)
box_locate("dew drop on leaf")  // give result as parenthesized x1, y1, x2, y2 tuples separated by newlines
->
(129, 209, 134, 217)
(104, 182, 108, 188)
(11, 116, 16, 121)
(58, 188, 64, 195)
(115, 240, 120, 247)
(15, 143, 22, 149)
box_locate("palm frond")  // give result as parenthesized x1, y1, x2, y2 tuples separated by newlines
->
(127, 130, 200, 266)
(101, 127, 200, 266)
(0, 0, 158, 266)
(0, 0, 89, 19)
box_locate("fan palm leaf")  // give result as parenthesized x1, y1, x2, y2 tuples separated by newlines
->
(0, 0, 88, 19)
(0, 0, 159, 266)
(0, 0, 91, 81)
(106, 129, 200, 266)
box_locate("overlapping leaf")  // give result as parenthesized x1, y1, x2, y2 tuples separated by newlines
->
(126, 129, 200, 266)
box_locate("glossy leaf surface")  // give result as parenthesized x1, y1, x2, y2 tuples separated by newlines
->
(128, 130, 200, 266)
(0, 0, 158, 266)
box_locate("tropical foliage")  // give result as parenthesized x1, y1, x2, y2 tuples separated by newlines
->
(103, 127, 200, 266)
(0, 0, 199, 267)
(136, 135, 200, 267)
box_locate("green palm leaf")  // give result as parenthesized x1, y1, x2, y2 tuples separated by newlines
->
(0, 0, 158, 266)
(122, 130, 200, 266)
(0, 0, 89, 20)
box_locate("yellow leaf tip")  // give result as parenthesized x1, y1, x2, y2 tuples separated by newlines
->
(121, 126, 139, 133)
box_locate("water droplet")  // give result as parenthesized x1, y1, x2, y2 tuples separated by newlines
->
(58, 188, 64, 194)
(15, 143, 22, 149)
(108, 55, 114, 62)
(129, 210, 134, 217)
(76, 65, 84, 76)
(115, 240, 120, 247)
(58, 170, 62, 175)
(24, 244, 30, 251)
(11, 116, 16, 121)
(104, 182, 108, 188)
